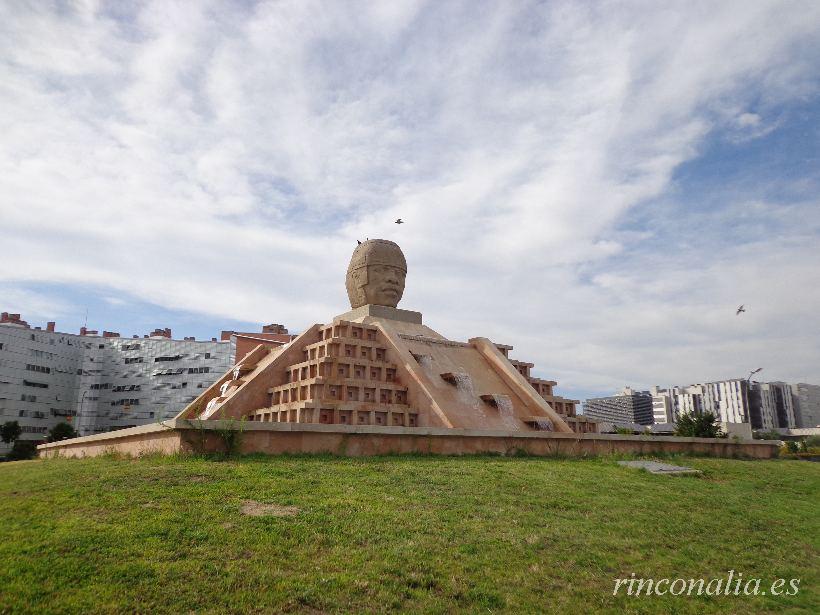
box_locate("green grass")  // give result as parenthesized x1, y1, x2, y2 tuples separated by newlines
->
(0, 454, 817, 614)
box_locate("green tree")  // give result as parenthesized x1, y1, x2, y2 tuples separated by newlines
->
(6, 440, 37, 460)
(47, 422, 78, 443)
(674, 412, 725, 438)
(1, 420, 22, 444)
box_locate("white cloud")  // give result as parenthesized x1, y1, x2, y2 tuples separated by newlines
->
(1, 0, 819, 397)
(737, 112, 761, 127)
(0, 285, 76, 322)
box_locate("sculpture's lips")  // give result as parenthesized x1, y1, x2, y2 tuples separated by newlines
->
(381, 287, 400, 296)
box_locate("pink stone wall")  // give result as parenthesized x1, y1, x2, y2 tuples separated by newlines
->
(39, 422, 779, 460)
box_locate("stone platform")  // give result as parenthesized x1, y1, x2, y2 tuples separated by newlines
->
(38, 420, 780, 459)
(617, 460, 703, 474)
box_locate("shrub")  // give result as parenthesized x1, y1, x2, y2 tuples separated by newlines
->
(6, 440, 37, 460)
(47, 422, 78, 443)
(674, 412, 725, 438)
(804, 435, 820, 448)
(215, 413, 246, 458)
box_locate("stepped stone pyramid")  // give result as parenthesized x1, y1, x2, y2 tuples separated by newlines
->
(177, 240, 573, 433)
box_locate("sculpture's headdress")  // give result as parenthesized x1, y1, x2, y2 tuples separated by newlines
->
(346, 239, 407, 308)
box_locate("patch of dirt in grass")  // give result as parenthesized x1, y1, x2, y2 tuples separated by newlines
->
(240, 500, 301, 517)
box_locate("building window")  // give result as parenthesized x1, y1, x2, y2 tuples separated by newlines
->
(125, 357, 143, 364)
(188, 367, 210, 374)
(122, 343, 141, 351)
(154, 355, 182, 362)
(23, 380, 48, 389)
(26, 364, 51, 374)
(20, 394, 36, 402)
(113, 385, 142, 392)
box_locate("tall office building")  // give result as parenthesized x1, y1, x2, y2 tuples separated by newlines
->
(583, 387, 654, 425)
(0, 313, 293, 449)
(748, 381, 797, 430)
(791, 383, 820, 428)
(649, 379, 806, 431)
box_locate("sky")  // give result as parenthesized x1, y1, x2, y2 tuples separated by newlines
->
(1, 0, 819, 403)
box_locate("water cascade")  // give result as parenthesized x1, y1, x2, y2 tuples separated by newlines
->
(532, 419, 553, 431)
(412, 353, 434, 377)
(441, 371, 481, 412)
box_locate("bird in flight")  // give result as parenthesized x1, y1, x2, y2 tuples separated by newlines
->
(747, 367, 763, 381)
(395, 218, 404, 224)
(736, 305, 746, 315)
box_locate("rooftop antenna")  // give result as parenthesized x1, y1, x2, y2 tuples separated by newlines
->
(83, 307, 88, 329)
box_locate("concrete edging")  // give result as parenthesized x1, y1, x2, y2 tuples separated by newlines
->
(38, 420, 781, 459)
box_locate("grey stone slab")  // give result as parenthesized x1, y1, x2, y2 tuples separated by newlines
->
(617, 460, 702, 474)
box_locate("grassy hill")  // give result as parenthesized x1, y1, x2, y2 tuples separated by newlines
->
(1, 454, 817, 614)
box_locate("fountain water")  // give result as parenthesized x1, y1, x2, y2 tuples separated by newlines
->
(412, 353, 434, 377)
(490, 394, 518, 428)
(532, 419, 553, 431)
(442, 371, 481, 412)
(492, 394, 513, 415)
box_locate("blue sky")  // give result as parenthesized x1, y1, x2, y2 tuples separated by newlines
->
(1, 1, 819, 403)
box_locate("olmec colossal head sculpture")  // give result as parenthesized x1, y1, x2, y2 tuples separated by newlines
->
(346, 239, 407, 308)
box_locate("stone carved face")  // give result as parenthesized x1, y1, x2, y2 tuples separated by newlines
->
(346, 240, 407, 308)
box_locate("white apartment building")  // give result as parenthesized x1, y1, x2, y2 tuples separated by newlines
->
(0, 316, 233, 447)
(650, 378, 809, 431)
(650, 386, 674, 424)
(73, 335, 233, 435)
(1, 313, 293, 451)
(650, 379, 751, 425)
(0, 320, 85, 442)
